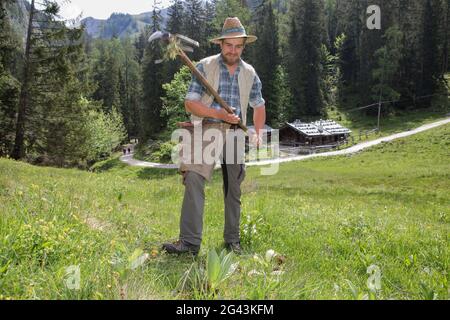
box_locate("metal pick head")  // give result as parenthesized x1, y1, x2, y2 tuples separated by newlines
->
(175, 34, 199, 48)
(179, 44, 194, 53)
(148, 31, 163, 43)
(148, 31, 171, 43)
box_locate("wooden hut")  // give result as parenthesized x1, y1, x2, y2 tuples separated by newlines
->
(279, 119, 351, 147)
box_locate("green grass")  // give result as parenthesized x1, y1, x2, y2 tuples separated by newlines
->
(1, 123, 449, 300)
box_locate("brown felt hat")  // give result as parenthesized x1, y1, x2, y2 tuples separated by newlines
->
(210, 17, 257, 44)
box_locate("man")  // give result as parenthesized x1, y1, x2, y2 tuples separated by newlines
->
(162, 17, 266, 255)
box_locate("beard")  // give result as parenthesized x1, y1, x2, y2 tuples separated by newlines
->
(222, 53, 240, 66)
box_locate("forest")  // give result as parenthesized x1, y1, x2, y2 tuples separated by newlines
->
(0, 0, 448, 168)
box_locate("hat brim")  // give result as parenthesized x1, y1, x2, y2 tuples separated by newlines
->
(210, 34, 257, 45)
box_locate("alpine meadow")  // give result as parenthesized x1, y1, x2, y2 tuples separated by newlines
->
(0, 0, 449, 301)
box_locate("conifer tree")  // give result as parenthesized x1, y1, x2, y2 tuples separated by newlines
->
(166, 0, 185, 81)
(11, 0, 85, 161)
(183, 0, 206, 60)
(91, 39, 123, 112)
(141, 0, 165, 139)
(371, 26, 403, 113)
(420, 0, 442, 102)
(287, 0, 325, 118)
(167, 0, 184, 35)
(252, 0, 280, 125)
(204, 0, 219, 57)
(119, 38, 142, 140)
(0, 0, 20, 156)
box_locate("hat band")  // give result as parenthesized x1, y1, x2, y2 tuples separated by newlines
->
(222, 27, 246, 36)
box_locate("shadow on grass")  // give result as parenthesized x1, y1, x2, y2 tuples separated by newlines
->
(136, 167, 179, 180)
(90, 157, 127, 172)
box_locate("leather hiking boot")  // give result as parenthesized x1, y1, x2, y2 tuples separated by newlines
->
(162, 240, 200, 255)
(225, 242, 242, 255)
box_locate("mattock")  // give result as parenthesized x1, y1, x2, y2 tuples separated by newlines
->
(148, 31, 248, 133)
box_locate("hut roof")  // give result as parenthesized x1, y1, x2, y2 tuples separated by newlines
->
(285, 120, 352, 137)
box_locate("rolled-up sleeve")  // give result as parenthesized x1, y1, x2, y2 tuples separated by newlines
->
(249, 74, 265, 108)
(185, 63, 206, 101)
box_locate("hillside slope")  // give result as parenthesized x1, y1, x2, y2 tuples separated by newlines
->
(0, 124, 448, 299)
(81, 10, 169, 39)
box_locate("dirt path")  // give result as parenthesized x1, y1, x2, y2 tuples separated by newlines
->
(120, 117, 450, 169)
(120, 153, 178, 169)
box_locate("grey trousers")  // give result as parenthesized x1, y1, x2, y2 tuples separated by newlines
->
(179, 157, 246, 247)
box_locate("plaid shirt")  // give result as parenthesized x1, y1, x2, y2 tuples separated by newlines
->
(185, 54, 265, 123)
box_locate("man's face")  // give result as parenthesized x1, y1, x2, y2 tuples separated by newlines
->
(220, 38, 246, 66)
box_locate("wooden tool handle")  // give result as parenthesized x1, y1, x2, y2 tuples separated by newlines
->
(177, 49, 248, 132)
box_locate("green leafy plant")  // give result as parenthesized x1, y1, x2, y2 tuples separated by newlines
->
(345, 280, 371, 300)
(419, 281, 438, 300)
(161, 66, 192, 133)
(110, 246, 149, 299)
(207, 249, 236, 292)
(150, 141, 177, 163)
(241, 212, 271, 248)
(134, 140, 177, 164)
(177, 248, 237, 299)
